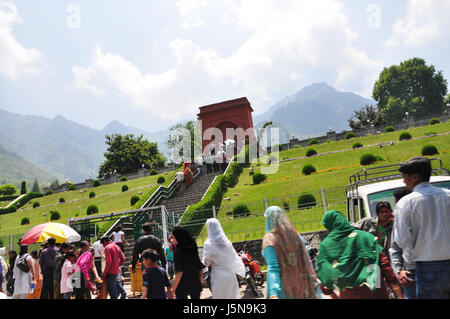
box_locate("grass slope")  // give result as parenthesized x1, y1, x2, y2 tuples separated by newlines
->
(194, 122, 450, 245)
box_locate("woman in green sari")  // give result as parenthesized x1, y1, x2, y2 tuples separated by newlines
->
(316, 210, 403, 299)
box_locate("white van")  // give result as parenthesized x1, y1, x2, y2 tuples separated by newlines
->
(346, 158, 450, 223)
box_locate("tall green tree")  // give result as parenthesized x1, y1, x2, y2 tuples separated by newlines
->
(348, 104, 385, 130)
(99, 134, 166, 178)
(31, 179, 41, 193)
(373, 58, 448, 123)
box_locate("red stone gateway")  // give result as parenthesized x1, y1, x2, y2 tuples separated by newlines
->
(197, 97, 256, 154)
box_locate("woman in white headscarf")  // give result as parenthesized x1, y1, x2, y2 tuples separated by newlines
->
(202, 218, 245, 299)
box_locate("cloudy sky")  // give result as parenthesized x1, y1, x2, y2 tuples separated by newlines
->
(1, 0, 449, 133)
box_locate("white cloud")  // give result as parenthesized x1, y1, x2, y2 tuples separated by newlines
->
(385, 0, 450, 48)
(73, 0, 382, 120)
(176, 0, 213, 29)
(0, 1, 43, 80)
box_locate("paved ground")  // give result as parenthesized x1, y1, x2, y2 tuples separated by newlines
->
(124, 279, 267, 299)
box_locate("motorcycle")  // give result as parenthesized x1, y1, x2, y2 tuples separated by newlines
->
(236, 240, 265, 297)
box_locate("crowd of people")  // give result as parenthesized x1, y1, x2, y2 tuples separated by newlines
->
(0, 235, 127, 299)
(0, 156, 448, 299)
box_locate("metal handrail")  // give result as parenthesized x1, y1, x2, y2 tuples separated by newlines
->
(346, 157, 449, 197)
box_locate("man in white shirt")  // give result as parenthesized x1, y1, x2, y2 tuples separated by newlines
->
(92, 238, 105, 277)
(393, 157, 450, 299)
(196, 156, 204, 176)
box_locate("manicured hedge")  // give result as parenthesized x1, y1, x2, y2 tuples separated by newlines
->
(93, 180, 101, 187)
(429, 118, 440, 125)
(302, 164, 316, 175)
(360, 153, 377, 166)
(120, 176, 128, 182)
(345, 132, 356, 139)
(308, 139, 319, 146)
(297, 193, 317, 209)
(50, 210, 61, 221)
(385, 126, 395, 133)
(0, 195, 19, 202)
(421, 144, 439, 156)
(252, 173, 267, 185)
(157, 177, 165, 184)
(399, 132, 412, 141)
(21, 217, 30, 225)
(0, 205, 17, 215)
(352, 142, 363, 149)
(68, 184, 76, 191)
(306, 149, 317, 157)
(89, 192, 96, 198)
(150, 169, 158, 176)
(130, 195, 140, 206)
(14, 192, 44, 210)
(122, 185, 129, 192)
(232, 204, 251, 218)
(87, 205, 99, 215)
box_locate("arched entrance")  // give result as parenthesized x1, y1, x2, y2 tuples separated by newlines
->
(197, 97, 256, 155)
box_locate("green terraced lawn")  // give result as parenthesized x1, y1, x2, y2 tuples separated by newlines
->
(0, 171, 175, 248)
(194, 123, 450, 244)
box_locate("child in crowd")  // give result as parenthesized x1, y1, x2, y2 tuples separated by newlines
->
(141, 249, 173, 299)
(60, 251, 76, 299)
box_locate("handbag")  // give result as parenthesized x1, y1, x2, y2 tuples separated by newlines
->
(17, 254, 30, 273)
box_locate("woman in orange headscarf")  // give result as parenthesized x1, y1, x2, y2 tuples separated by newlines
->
(183, 165, 193, 186)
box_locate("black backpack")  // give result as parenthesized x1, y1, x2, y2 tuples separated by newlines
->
(17, 254, 30, 273)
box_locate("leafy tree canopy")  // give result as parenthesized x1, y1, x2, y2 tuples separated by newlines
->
(99, 134, 166, 178)
(348, 104, 385, 130)
(373, 58, 448, 123)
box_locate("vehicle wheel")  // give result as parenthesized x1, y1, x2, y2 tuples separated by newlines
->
(247, 276, 258, 297)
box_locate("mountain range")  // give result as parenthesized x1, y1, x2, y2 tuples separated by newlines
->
(253, 82, 375, 139)
(0, 83, 374, 185)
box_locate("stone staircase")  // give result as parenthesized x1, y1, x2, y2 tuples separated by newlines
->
(160, 171, 220, 215)
(120, 218, 135, 285)
(119, 170, 221, 285)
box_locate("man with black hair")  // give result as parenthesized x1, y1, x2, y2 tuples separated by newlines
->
(141, 248, 173, 299)
(393, 157, 450, 299)
(101, 236, 125, 299)
(352, 201, 395, 256)
(39, 237, 57, 299)
(131, 222, 166, 273)
(53, 242, 69, 299)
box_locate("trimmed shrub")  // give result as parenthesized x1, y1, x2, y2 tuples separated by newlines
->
(360, 153, 377, 166)
(130, 195, 140, 206)
(429, 118, 440, 125)
(425, 131, 437, 136)
(232, 204, 251, 218)
(89, 191, 96, 198)
(0, 184, 17, 196)
(150, 169, 158, 176)
(225, 174, 238, 188)
(50, 210, 61, 221)
(120, 176, 128, 182)
(121, 185, 129, 192)
(13, 192, 44, 210)
(157, 177, 165, 184)
(33, 202, 40, 208)
(87, 205, 99, 215)
(21, 217, 30, 225)
(385, 126, 395, 133)
(68, 184, 76, 191)
(93, 180, 101, 187)
(45, 190, 54, 196)
(421, 144, 439, 156)
(252, 173, 267, 185)
(352, 142, 363, 149)
(308, 139, 319, 146)
(375, 155, 385, 162)
(302, 164, 316, 176)
(0, 204, 17, 215)
(345, 132, 356, 139)
(326, 139, 333, 143)
(399, 132, 412, 141)
(306, 149, 317, 157)
(297, 193, 317, 209)
(59, 197, 65, 203)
